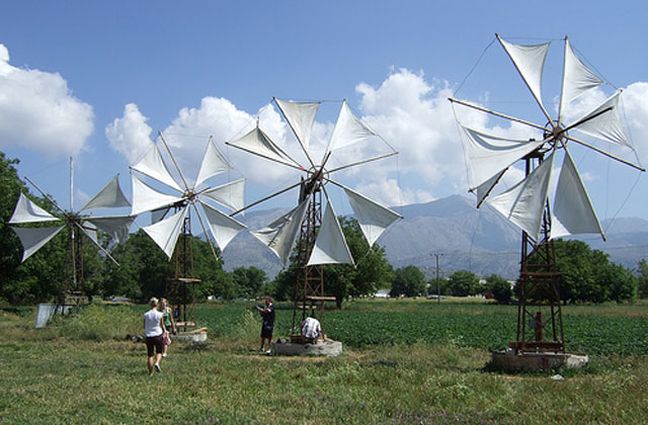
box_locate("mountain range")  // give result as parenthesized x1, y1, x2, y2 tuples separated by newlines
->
(222, 195, 648, 280)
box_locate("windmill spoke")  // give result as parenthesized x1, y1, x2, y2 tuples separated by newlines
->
(448, 98, 546, 131)
(328, 152, 398, 174)
(566, 136, 645, 172)
(75, 221, 119, 265)
(24, 176, 65, 215)
(230, 180, 303, 216)
(158, 131, 190, 190)
(224, 141, 305, 171)
(191, 203, 220, 262)
(561, 106, 613, 134)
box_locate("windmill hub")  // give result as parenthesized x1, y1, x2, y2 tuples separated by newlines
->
(543, 121, 568, 147)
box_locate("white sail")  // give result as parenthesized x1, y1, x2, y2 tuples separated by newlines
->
(551, 150, 604, 239)
(307, 202, 354, 265)
(570, 91, 630, 148)
(228, 127, 298, 168)
(200, 201, 246, 251)
(202, 178, 245, 212)
(81, 175, 131, 211)
(131, 144, 183, 192)
(81, 221, 99, 245)
(11, 225, 65, 262)
(275, 98, 319, 150)
(327, 101, 376, 152)
(559, 38, 604, 117)
(474, 170, 506, 207)
(9, 193, 59, 224)
(487, 153, 555, 240)
(498, 37, 550, 111)
(142, 207, 188, 259)
(343, 185, 401, 247)
(131, 174, 184, 216)
(87, 215, 135, 244)
(460, 125, 544, 190)
(251, 200, 309, 266)
(195, 140, 232, 188)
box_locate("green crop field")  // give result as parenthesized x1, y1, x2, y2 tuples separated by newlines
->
(1, 299, 647, 424)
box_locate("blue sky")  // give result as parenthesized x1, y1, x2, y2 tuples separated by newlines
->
(1, 0, 647, 229)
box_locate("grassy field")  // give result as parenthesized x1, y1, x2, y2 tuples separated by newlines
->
(1, 299, 647, 424)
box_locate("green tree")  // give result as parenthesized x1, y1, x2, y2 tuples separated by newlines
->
(637, 260, 648, 299)
(447, 270, 479, 296)
(391, 266, 426, 297)
(485, 274, 512, 304)
(528, 240, 637, 304)
(232, 266, 268, 298)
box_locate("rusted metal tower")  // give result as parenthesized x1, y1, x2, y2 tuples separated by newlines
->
(510, 151, 564, 354)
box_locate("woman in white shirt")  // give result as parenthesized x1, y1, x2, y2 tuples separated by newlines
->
(143, 297, 165, 374)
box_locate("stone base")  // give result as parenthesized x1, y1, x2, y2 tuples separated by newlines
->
(490, 350, 589, 372)
(173, 328, 208, 344)
(271, 338, 343, 357)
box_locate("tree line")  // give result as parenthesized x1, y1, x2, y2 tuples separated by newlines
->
(1, 151, 647, 306)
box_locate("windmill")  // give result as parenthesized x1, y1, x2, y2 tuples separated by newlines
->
(227, 98, 401, 337)
(9, 158, 134, 306)
(449, 35, 644, 355)
(130, 133, 246, 329)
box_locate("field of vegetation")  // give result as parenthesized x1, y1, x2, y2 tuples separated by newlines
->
(1, 299, 647, 424)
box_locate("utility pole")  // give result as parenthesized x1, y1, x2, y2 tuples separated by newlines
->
(433, 253, 444, 304)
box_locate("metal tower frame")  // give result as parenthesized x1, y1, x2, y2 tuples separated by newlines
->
(510, 151, 564, 354)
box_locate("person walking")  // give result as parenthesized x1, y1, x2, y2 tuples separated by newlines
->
(144, 297, 165, 375)
(256, 296, 275, 354)
(160, 298, 175, 358)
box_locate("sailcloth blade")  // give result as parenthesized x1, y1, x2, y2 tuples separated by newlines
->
(474, 169, 506, 207)
(460, 125, 544, 190)
(551, 150, 604, 239)
(343, 185, 401, 246)
(327, 101, 377, 152)
(199, 201, 246, 251)
(228, 127, 299, 168)
(11, 225, 65, 262)
(87, 215, 135, 244)
(251, 199, 309, 266)
(81, 175, 131, 211)
(275, 98, 319, 150)
(9, 193, 59, 224)
(307, 202, 354, 266)
(195, 140, 232, 187)
(498, 37, 550, 111)
(131, 144, 183, 192)
(202, 178, 245, 212)
(131, 174, 184, 216)
(559, 38, 604, 117)
(487, 153, 555, 240)
(142, 207, 188, 259)
(570, 91, 630, 148)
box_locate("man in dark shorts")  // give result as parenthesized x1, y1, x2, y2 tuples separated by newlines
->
(256, 296, 275, 354)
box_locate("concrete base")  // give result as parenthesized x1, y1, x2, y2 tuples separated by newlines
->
(173, 329, 208, 344)
(490, 350, 589, 372)
(271, 338, 343, 357)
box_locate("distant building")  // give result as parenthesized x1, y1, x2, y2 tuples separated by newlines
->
(374, 289, 391, 298)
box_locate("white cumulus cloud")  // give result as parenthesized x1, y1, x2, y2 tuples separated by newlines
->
(0, 44, 94, 157)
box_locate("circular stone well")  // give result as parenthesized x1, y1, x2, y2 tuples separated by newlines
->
(173, 329, 208, 344)
(271, 338, 343, 357)
(490, 350, 589, 372)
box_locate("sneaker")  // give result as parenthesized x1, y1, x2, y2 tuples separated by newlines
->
(162, 353, 167, 358)
(265, 349, 272, 355)
(154, 363, 161, 373)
